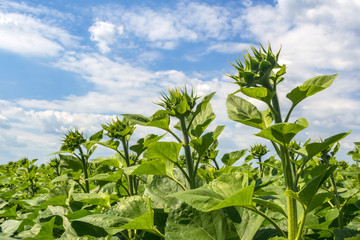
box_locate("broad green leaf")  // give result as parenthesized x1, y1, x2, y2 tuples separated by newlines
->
(70, 221, 108, 238)
(307, 192, 334, 212)
(95, 140, 120, 151)
(72, 214, 126, 235)
(261, 107, 273, 128)
(193, 92, 216, 118)
(255, 118, 309, 146)
(240, 87, 274, 105)
(144, 170, 186, 209)
(210, 183, 255, 211)
(0, 205, 17, 218)
(104, 196, 151, 218)
(72, 193, 111, 207)
(190, 126, 225, 157)
(286, 74, 338, 107)
(298, 131, 351, 165)
(59, 154, 83, 172)
(91, 153, 124, 168)
(253, 198, 287, 217)
(226, 95, 264, 129)
(334, 229, 360, 240)
(1, 220, 22, 236)
(130, 134, 164, 156)
(165, 203, 228, 240)
(127, 160, 174, 178)
(124, 111, 171, 131)
(171, 172, 253, 212)
(307, 208, 339, 230)
(235, 207, 265, 240)
(87, 170, 123, 182)
(39, 195, 67, 208)
(221, 149, 247, 166)
(120, 210, 155, 230)
(298, 164, 337, 209)
(23, 217, 55, 240)
(147, 142, 183, 163)
(189, 103, 216, 138)
(83, 130, 103, 150)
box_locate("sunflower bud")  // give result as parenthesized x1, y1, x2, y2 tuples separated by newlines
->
(157, 86, 198, 117)
(61, 129, 86, 152)
(102, 116, 135, 141)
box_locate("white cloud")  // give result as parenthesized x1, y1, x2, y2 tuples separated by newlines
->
(207, 42, 250, 54)
(0, 12, 77, 56)
(89, 20, 123, 54)
(93, 2, 237, 49)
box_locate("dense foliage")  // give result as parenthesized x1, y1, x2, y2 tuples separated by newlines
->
(1, 43, 360, 240)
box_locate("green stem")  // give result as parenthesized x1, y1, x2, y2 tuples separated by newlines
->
(287, 191, 298, 240)
(249, 207, 287, 238)
(169, 176, 187, 191)
(330, 173, 344, 228)
(213, 159, 220, 170)
(179, 116, 196, 189)
(295, 209, 307, 240)
(168, 129, 183, 143)
(258, 156, 263, 177)
(121, 138, 134, 195)
(174, 161, 192, 185)
(285, 104, 296, 123)
(78, 148, 90, 193)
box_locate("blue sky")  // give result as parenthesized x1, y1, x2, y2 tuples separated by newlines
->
(0, 0, 360, 164)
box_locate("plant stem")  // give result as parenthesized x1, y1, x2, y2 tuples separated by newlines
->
(78, 148, 90, 193)
(121, 138, 134, 196)
(295, 209, 307, 240)
(169, 176, 187, 191)
(330, 173, 344, 228)
(179, 116, 196, 189)
(272, 91, 299, 240)
(249, 207, 287, 238)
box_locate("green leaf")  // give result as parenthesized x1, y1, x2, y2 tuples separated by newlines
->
(59, 154, 83, 172)
(240, 87, 274, 105)
(39, 195, 67, 208)
(190, 126, 225, 157)
(127, 160, 174, 178)
(165, 203, 228, 240)
(210, 183, 255, 211)
(0, 205, 17, 218)
(193, 92, 216, 118)
(189, 103, 216, 138)
(124, 111, 171, 131)
(72, 193, 111, 207)
(96, 140, 120, 151)
(299, 131, 351, 165)
(298, 164, 337, 209)
(1, 220, 22, 236)
(307, 192, 334, 212)
(334, 229, 360, 240)
(25, 217, 55, 240)
(287, 74, 338, 107)
(170, 172, 254, 212)
(144, 170, 186, 209)
(221, 149, 247, 166)
(130, 134, 164, 156)
(226, 95, 264, 129)
(87, 170, 123, 182)
(91, 153, 124, 168)
(147, 142, 183, 163)
(253, 198, 287, 217)
(255, 118, 308, 146)
(84, 130, 103, 150)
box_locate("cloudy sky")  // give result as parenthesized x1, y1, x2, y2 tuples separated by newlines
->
(0, 0, 359, 164)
